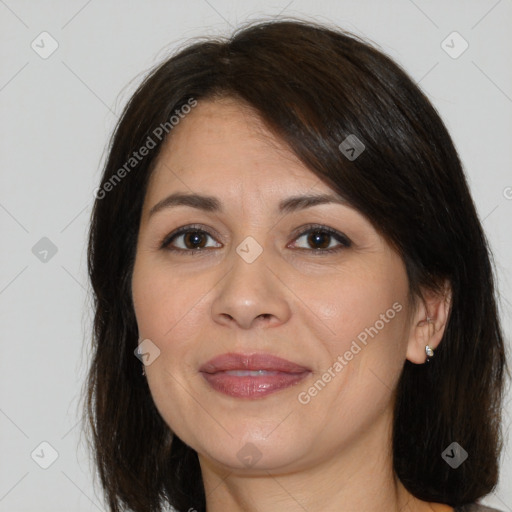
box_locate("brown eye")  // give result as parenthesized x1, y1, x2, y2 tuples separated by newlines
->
(161, 225, 222, 252)
(290, 225, 351, 254)
(181, 231, 208, 249)
(306, 231, 332, 249)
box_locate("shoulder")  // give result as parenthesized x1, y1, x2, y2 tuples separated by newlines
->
(455, 504, 504, 512)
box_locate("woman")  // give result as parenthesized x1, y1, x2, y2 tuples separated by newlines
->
(85, 19, 508, 512)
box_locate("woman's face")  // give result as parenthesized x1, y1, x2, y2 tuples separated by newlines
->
(131, 97, 417, 473)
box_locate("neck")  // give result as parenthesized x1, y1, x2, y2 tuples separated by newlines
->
(197, 408, 446, 512)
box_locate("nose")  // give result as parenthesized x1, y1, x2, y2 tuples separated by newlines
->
(210, 247, 292, 330)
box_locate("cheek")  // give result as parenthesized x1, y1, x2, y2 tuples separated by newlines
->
(299, 262, 407, 353)
(294, 261, 410, 419)
(131, 259, 209, 439)
(293, 274, 408, 444)
(132, 257, 206, 343)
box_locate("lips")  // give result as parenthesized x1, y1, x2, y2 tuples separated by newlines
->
(199, 353, 311, 399)
(200, 352, 310, 374)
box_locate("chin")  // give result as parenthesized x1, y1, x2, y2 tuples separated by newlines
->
(197, 434, 309, 473)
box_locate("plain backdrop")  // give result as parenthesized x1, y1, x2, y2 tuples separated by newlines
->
(1, 1, 511, 511)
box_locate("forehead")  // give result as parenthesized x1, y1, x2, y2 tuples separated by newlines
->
(144, 98, 331, 206)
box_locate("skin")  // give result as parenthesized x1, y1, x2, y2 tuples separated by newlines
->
(131, 97, 453, 512)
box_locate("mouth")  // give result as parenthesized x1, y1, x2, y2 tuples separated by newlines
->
(199, 352, 311, 399)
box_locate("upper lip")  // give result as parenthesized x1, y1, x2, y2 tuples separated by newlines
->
(199, 352, 311, 374)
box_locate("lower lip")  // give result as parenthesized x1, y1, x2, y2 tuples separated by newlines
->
(201, 370, 310, 399)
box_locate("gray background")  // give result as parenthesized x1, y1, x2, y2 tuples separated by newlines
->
(1, 0, 511, 510)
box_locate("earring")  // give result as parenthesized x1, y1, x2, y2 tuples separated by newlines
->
(142, 364, 146, 376)
(425, 317, 434, 363)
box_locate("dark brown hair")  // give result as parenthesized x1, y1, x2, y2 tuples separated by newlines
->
(85, 18, 508, 512)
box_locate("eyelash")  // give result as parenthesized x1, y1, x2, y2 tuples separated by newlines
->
(159, 223, 352, 256)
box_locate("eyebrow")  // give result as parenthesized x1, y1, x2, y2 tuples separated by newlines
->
(148, 192, 349, 218)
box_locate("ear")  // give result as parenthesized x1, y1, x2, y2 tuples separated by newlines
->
(406, 280, 452, 365)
